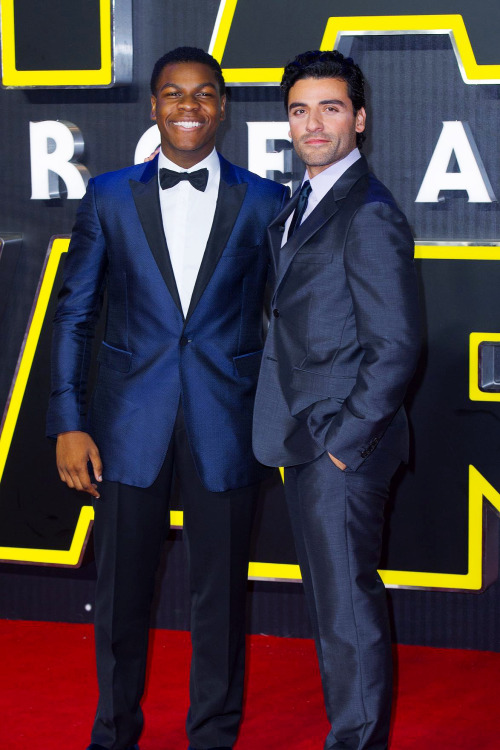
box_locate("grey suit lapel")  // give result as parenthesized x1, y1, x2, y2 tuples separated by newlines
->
(274, 156, 369, 293)
(184, 154, 247, 323)
(267, 190, 300, 279)
(130, 155, 183, 316)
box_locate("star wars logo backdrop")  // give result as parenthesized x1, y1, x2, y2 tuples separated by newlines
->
(1, 0, 500, 650)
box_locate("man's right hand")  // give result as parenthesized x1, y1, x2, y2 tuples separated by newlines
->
(56, 431, 103, 498)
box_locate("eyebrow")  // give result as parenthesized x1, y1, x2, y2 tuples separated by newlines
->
(288, 98, 347, 110)
(159, 81, 217, 93)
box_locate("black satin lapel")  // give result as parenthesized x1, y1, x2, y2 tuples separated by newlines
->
(130, 175, 183, 316)
(185, 179, 248, 322)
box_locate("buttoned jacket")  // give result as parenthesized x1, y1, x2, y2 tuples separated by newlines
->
(47, 154, 288, 490)
(253, 155, 421, 470)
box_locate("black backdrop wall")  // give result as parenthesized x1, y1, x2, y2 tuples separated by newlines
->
(1, 0, 500, 652)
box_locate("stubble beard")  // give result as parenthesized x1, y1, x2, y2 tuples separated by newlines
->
(293, 138, 342, 169)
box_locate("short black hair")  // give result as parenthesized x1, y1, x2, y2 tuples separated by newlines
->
(150, 47, 225, 96)
(281, 50, 366, 148)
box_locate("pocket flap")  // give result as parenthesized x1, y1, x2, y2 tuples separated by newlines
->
(97, 342, 133, 373)
(294, 250, 333, 264)
(233, 350, 263, 378)
(291, 368, 356, 398)
(224, 244, 261, 257)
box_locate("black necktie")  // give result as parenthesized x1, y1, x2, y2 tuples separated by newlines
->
(159, 167, 209, 192)
(287, 180, 312, 239)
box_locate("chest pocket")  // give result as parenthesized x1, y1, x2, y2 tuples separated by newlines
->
(224, 243, 262, 257)
(97, 342, 133, 373)
(294, 249, 333, 264)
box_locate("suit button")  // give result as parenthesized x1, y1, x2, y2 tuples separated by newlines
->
(273, 309, 280, 318)
(180, 336, 189, 346)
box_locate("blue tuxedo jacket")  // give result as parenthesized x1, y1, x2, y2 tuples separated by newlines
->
(253, 155, 421, 471)
(47, 154, 288, 491)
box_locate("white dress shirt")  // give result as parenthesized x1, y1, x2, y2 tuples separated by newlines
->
(283, 147, 361, 245)
(158, 148, 220, 317)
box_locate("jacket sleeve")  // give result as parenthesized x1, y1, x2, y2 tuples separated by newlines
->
(46, 178, 108, 438)
(323, 199, 421, 470)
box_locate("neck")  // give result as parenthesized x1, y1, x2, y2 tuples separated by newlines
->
(160, 144, 215, 170)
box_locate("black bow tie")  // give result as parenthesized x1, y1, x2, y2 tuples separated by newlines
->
(159, 167, 209, 192)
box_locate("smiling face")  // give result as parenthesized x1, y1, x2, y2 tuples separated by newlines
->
(151, 61, 226, 168)
(287, 77, 366, 178)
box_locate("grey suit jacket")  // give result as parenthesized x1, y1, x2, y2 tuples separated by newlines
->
(253, 155, 421, 471)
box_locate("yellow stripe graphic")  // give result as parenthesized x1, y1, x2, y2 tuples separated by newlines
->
(211, 7, 500, 84)
(1, 242, 500, 589)
(321, 15, 500, 84)
(379, 465, 500, 591)
(1, 0, 112, 87)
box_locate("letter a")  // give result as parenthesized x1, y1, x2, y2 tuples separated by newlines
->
(415, 121, 495, 203)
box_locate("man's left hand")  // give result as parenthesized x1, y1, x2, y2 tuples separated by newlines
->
(328, 453, 346, 471)
(144, 146, 160, 162)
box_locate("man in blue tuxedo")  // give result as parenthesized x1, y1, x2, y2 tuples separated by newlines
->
(47, 47, 287, 750)
(253, 51, 421, 749)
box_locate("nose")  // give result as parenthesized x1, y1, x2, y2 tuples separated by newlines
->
(178, 94, 199, 110)
(305, 112, 323, 132)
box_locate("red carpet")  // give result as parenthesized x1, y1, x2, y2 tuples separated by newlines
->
(2, 620, 499, 749)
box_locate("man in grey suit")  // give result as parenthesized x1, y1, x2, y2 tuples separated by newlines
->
(253, 50, 421, 749)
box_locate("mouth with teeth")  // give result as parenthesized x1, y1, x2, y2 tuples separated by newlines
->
(170, 121, 203, 129)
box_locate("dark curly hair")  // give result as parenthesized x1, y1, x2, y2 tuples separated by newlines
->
(151, 47, 225, 97)
(281, 50, 366, 148)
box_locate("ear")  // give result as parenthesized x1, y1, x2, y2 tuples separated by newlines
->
(355, 107, 366, 133)
(220, 94, 227, 122)
(151, 95, 157, 121)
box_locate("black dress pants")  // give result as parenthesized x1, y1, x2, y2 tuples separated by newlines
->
(90, 406, 258, 750)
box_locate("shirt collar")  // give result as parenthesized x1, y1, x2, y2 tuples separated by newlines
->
(158, 147, 220, 179)
(305, 147, 361, 203)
